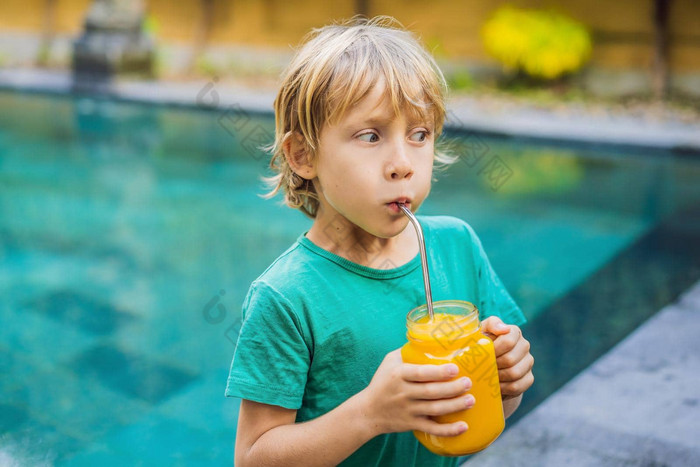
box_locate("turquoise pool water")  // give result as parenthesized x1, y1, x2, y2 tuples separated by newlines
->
(1, 91, 699, 465)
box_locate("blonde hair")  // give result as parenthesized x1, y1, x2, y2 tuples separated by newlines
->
(261, 16, 458, 219)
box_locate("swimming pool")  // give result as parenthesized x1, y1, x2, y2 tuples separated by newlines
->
(1, 91, 699, 465)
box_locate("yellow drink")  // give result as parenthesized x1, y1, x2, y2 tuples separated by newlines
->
(401, 301, 504, 456)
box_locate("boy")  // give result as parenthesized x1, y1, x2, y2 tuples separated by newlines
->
(226, 16, 534, 466)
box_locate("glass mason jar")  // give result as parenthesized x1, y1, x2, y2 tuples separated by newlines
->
(400, 300, 504, 456)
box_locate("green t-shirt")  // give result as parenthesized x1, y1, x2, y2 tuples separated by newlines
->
(225, 215, 526, 466)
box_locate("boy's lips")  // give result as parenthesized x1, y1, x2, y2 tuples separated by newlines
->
(386, 198, 411, 213)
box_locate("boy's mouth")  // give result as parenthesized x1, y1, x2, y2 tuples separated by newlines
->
(386, 198, 411, 213)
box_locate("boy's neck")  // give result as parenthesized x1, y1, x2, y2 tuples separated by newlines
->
(305, 217, 419, 270)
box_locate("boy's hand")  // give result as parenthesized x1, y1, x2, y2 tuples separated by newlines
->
(357, 349, 474, 438)
(480, 317, 534, 400)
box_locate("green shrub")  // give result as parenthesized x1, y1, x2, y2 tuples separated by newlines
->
(196, 56, 220, 77)
(143, 15, 159, 36)
(446, 69, 474, 91)
(482, 6, 592, 80)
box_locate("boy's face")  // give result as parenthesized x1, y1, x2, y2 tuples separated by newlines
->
(306, 79, 435, 242)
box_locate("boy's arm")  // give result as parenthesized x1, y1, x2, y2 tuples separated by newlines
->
(236, 349, 472, 466)
(235, 393, 376, 467)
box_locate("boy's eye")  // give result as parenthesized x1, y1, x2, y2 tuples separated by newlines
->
(358, 132, 379, 143)
(409, 131, 429, 142)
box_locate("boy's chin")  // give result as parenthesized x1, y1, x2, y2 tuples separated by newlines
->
(370, 218, 412, 239)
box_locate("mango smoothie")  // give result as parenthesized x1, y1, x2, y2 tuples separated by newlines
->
(401, 300, 504, 456)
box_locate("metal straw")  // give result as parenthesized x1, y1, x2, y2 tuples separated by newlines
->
(399, 203, 434, 321)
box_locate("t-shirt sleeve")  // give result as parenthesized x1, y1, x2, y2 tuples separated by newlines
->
(225, 281, 311, 409)
(463, 222, 527, 327)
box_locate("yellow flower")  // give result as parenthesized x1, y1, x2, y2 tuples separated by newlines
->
(482, 6, 592, 80)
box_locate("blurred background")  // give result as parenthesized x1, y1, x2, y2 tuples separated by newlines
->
(1, 1, 699, 466)
(1, 0, 699, 100)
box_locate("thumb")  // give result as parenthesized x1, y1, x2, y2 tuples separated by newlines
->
(480, 316, 509, 338)
(385, 347, 404, 363)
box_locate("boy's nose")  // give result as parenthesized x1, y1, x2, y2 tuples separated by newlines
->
(386, 145, 414, 180)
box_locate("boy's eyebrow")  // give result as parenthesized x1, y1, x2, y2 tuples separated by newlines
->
(355, 115, 393, 127)
(349, 115, 429, 128)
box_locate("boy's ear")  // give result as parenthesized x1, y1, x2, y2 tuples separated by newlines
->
(282, 132, 316, 180)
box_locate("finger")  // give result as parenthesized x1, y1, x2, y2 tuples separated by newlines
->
(408, 376, 472, 400)
(402, 362, 459, 382)
(501, 370, 534, 397)
(415, 418, 468, 438)
(495, 335, 530, 368)
(413, 393, 475, 417)
(498, 353, 534, 383)
(480, 316, 510, 338)
(492, 326, 524, 357)
(386, 347, 404, 363)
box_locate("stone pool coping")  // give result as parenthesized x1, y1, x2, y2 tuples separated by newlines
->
(462, 279, 700, 466)
(1, 68, 699, 154)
